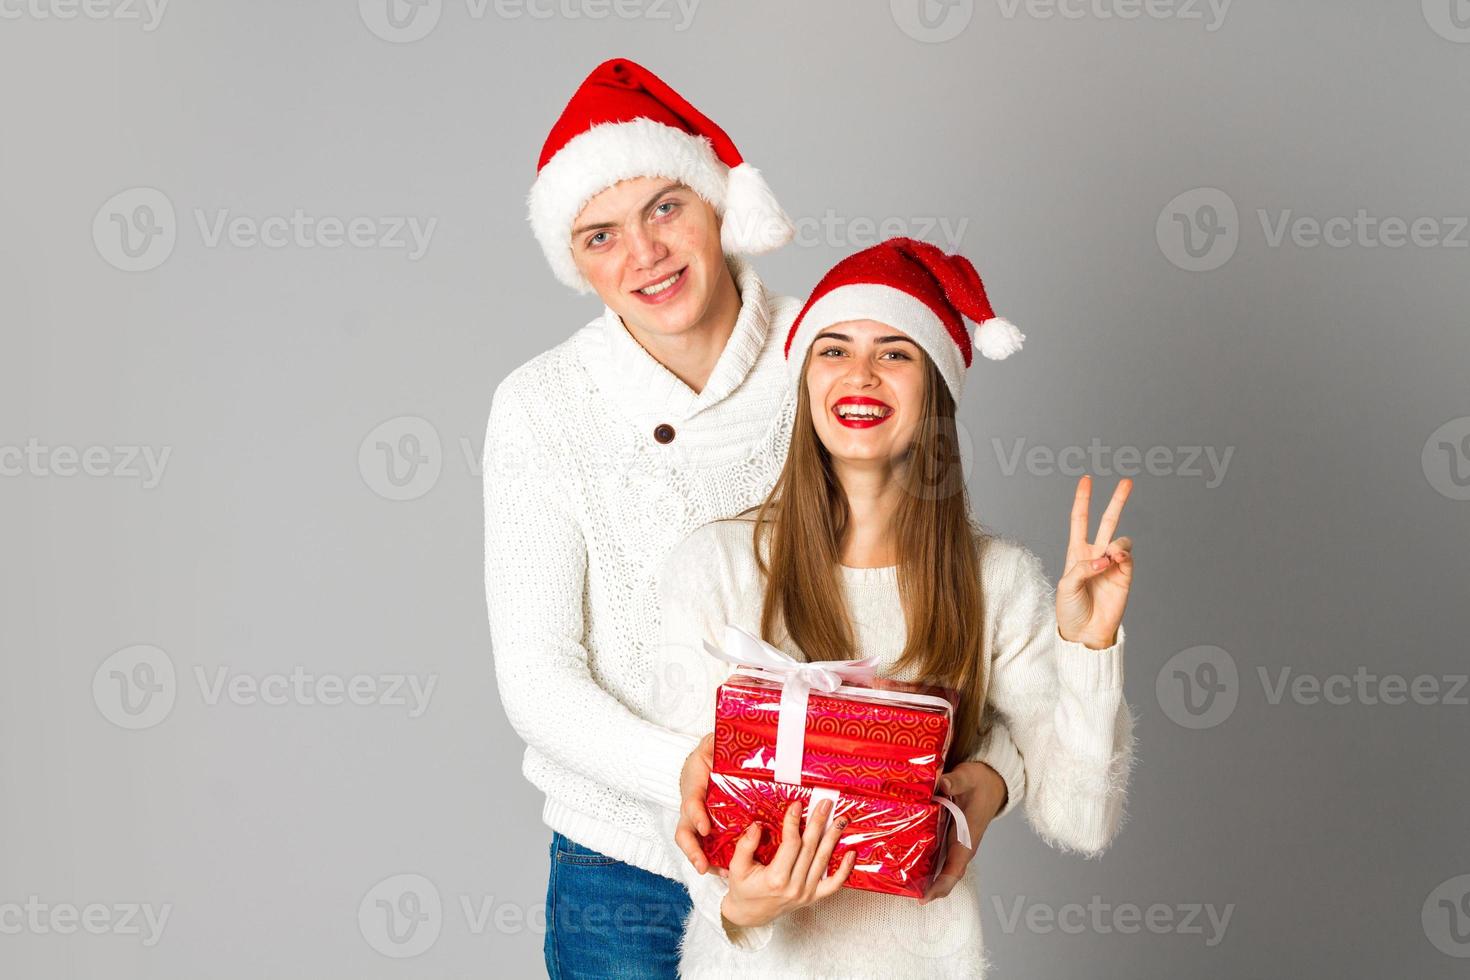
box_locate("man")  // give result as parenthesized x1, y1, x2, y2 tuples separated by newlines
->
(483, 57, 1024, 979)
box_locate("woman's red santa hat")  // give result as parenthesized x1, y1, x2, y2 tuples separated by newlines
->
(527, 57, 793, 293)
(784, 237, 1026, 403)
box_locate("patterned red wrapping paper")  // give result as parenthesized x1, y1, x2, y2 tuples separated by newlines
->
(701, 772, 952, 899)
(711, 673, 954, 802)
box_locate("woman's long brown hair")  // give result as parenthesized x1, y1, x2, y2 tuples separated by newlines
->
(733, 344, 994, 767)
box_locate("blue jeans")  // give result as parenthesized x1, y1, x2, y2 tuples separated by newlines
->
(543, 832, 692, 979)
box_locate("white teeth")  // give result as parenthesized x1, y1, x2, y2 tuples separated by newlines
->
(836, 405, 891, 419)
(638, 271, 681, 295)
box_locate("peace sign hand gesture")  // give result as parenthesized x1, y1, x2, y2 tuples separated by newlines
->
(1057, 475, 1135, 650)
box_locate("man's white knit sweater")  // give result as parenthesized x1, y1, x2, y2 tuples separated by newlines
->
(653, 518, 1138, 980)
(483, 257, 1028, 880)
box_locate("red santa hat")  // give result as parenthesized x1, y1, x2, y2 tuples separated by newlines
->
(784, 237, 1025, 403)
(527, 57, 793, 293)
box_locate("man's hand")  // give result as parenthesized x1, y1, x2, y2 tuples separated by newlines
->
(675, 733, 724, 876)
(920, 760, 1008, 904)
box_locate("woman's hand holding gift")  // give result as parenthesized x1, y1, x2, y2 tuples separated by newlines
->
(920, 761, 1007, 904)
(1056, 475, 1135, 650)
(718, 799, 857, 929)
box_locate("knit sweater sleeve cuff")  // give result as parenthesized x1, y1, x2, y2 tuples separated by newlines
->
(636, 727, 702, 812)
(967, 720, 1026, 820)
(689, 875, 775, 952)
(1054, 623, 1127, 694)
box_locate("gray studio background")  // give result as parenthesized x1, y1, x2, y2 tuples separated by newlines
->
(4, 2, 1468, 978)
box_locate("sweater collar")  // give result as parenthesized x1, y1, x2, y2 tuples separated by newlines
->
(594, 255, 773, 422)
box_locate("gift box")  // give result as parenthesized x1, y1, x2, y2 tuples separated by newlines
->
(702, 771, 953, 899)
(697, 625, 969, 900)
(713, 672, 953, 803)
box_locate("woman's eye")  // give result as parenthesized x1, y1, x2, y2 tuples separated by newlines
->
(818, 347, 845, 357)
(883, 350, 912, 360)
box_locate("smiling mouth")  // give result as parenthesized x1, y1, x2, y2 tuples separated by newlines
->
(635, 268, 685, 296)
(834, 404, 893, 420)
(832, 401, 895, 427)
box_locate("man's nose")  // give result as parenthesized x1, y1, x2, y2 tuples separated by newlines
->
(626, 224, 669, 269)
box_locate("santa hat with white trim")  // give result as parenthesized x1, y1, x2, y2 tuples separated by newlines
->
(784, 237, 1025, 403)
(527, 57, 794, 293)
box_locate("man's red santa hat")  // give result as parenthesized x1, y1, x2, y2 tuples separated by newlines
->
(785, 237, 1025, 403)
(528, 57, 793, 293)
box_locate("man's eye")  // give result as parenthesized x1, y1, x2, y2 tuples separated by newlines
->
(655, 201, 678, 217)
(587, 232, 609, 248)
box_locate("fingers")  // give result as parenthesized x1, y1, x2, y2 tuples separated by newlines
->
(792, 799, 834, 882)
(814, 850, 858, 900)
(1106, 536, 1133, 566)
(922, 872, 960, 904)
(1094, 478, 1133, 547)
(1068, 474, 1092, 561)
(675, 819, 709, 874)
(768, 800, 804, 887)
(921, 836, 974, 905)
(936, 766, 975, 799)
(804, 808, 849, 893)
(729, 820, 762, 876)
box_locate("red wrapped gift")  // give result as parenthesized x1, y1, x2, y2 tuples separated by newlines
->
(713, 672, 952, 802)
(703, 772, 953, 899)
(697, 625, 970, 899)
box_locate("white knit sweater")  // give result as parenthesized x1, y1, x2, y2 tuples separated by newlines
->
(653, 518, 1137, 980)
(483, 257, 1029, 881)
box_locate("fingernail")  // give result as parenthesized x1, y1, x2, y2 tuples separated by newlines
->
(837, 818, 848, 830)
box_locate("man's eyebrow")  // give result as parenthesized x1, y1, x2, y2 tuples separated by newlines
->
(814, 332, 920, 347)
(570, 182, 687, 238)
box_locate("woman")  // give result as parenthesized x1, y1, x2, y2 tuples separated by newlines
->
(652, 237, 1137, 979)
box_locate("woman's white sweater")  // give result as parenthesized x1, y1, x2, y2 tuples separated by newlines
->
(654, 517, 1137, 980)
